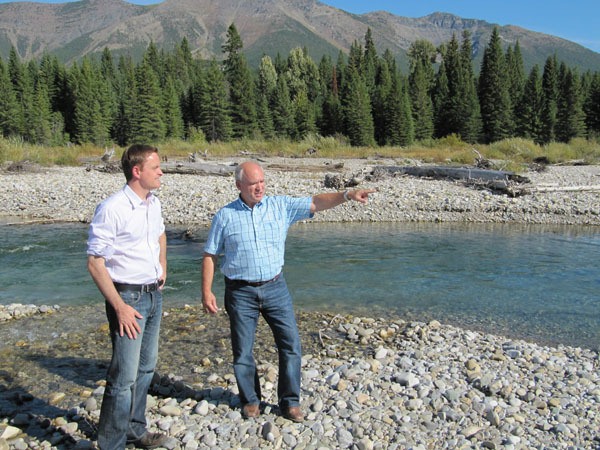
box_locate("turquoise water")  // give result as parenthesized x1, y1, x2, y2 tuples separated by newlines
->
(1, 221, 599, 350)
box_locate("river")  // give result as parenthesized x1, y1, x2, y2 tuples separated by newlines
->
(1, 220, 598, 350)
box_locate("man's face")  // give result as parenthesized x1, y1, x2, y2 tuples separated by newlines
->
(136, 152, 163, 191)
(237, 164, 265, 207)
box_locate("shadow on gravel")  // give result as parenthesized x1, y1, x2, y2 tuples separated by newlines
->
(0, 370, 95, 446)
(26, 354, 107, 390)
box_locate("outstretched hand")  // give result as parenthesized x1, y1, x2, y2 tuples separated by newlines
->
(347, 188, 377, 204)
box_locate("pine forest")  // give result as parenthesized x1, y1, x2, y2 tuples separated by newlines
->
(0, 24, 599, 149)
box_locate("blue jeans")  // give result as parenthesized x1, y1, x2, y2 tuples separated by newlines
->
(97, 289, 162, 450)
(224, 274, 301, 410)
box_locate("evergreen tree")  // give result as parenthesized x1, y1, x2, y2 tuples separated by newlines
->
(274, 53, 287, 74)
(38, 53, 64, 114)
(271, 74, 294, 138)
(163, 75, 184, 140)
(347, 40, 363, 74)
(113, 55, 136, 146)
(459, 31, 482, 143)
(320, 63, 344, 137)
(505, 41, 525, 129)
(170, 37, 194, 90)
(555, 67, 586, 142)
(70, 58, 110, 145)
(432, 50, 449, 138)
(143, 41, 163, 82)
(256, 55, 277, 139)
(342, 67, 375, 146)
(222, 23, 258, 138)
(433, 34, 480, 141)
(515, 65, 544, 142)
(292, 88, 316, 140)
(200, 59, 232, 142)
(386, 73, 414, 146)
(434, 35, 464, 138)
(97, 48, 118, 141)
(29, 80, 53, 145)
(478, 27, 513, 143)
(540, 55, 558, 143)
(285, 47, 321, 102)
(583, 72, 600, 138)
(7, 47, 31, 138)
(335, 50, 347, 96)
(408, 39, 436, 86)
(362, 28, 378, 98)
(372, 58, 392, 145)
(408, 40, 435, 141)
(0, 57, 20, 137)
(130, 60, 166, 143)
(184, 66, 205, 132)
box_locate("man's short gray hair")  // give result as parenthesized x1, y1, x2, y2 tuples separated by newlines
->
(235, 161, 262, 182)
(234, 164, 244, 182)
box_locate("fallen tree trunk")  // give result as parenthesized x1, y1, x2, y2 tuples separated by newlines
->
(267, 163, 345, 172)
(533, 184, 600, 193)
(160, 162, 236, 176)
(373, 165, 530, 184)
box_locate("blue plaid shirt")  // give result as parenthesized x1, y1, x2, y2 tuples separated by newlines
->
(204, 195, 313, 281)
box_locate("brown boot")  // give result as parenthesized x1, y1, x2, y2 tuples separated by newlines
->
(282, 406, 304, 422)
(242, 403, 260, 418)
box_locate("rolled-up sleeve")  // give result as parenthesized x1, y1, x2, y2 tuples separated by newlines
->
(87, 204, 116, 260)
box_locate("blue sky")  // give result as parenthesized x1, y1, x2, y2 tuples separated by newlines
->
(1, 0, 598, 52)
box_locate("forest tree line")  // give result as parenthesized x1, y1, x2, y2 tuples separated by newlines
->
(0, 23, 599, 148)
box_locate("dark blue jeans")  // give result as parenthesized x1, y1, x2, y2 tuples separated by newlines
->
(224, 274, 301, 410)
(97, 289, 162, 450)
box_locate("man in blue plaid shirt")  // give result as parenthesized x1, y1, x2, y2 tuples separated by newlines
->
(202, 160, 375, 422)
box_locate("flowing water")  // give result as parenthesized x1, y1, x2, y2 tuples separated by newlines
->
(1, 220, 598, 350)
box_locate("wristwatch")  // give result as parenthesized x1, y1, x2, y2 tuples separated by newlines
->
(343, 190, 350, 202)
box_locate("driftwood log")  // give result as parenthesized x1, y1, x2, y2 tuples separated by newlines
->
(533, 184, 600, 193)
(159, 162, 236, 176)
(373, 165, 531, 196)
(373, 165, 530, 184)
(267, 163, 345, 172)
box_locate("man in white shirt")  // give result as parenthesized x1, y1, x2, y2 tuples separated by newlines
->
(87, 144, 167, 450)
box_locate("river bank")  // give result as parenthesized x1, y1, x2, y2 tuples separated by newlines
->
(1, 159, 599, 448)
(1, 305, 599, 449)
(1, 157, 600, 226)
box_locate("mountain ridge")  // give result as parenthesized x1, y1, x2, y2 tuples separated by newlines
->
(0, 0, 598, 72)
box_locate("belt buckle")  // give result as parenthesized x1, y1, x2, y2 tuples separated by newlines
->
(142, 282, 157, 293)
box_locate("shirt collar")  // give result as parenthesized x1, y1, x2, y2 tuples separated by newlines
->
(237, 195, 262, 210)
(123, 184, 153, 209)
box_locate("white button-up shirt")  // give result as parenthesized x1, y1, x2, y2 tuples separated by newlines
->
(87, 184, 165, 284)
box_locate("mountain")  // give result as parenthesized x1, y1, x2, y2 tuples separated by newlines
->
(0, 0, 599, 73)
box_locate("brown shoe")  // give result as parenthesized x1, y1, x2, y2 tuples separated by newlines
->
(242, 403, 260, 418)
(127, 432, 168, 449)
(282, 406, 304, 422)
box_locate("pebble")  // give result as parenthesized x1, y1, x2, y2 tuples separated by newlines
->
(0, 304, 60, 322)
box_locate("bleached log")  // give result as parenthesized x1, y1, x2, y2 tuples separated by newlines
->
(533, 184, 600, 193)
(160, 162, 235, 176)
(374, 165, 530, 184)
(267, 163, 345, 172)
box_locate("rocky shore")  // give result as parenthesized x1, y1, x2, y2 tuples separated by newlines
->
(1, 158, 599, 449)
(1, 304, 599, 450)
(1, 157, 600, 226)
